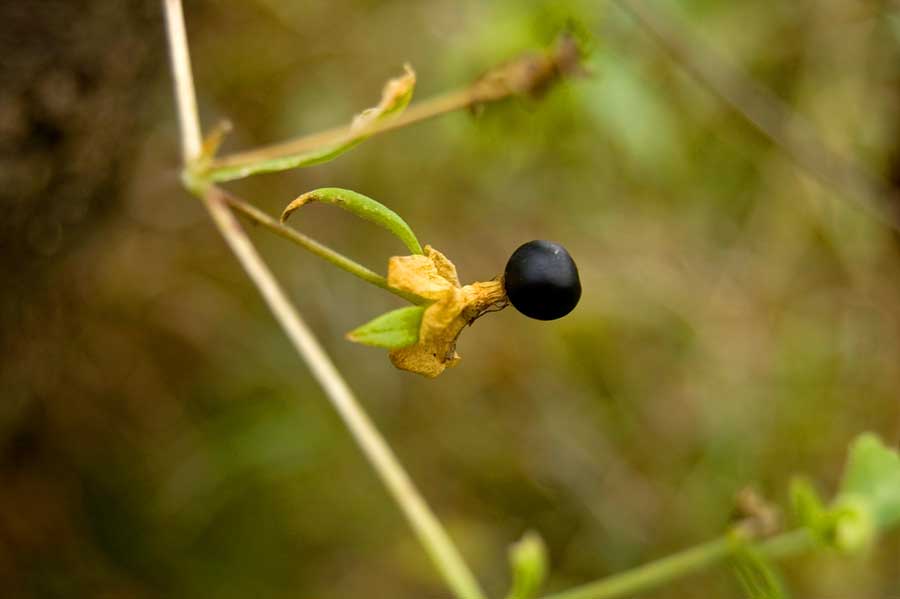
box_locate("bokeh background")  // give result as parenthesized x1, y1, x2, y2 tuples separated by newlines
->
(2, 1, 900, 597)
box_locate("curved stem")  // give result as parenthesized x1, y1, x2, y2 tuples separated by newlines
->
(218, 190, 428, 305)
(540, 529, 815, 599)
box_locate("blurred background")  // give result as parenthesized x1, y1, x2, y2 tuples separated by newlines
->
(2, 0, 900, 597)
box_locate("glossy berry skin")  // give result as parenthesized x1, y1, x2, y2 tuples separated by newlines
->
(503, 240, 581, 320)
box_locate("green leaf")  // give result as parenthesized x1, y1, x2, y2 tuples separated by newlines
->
(207, 65, 415, 182)
(730, 538, 788, 599)
(346, 306, 424, 349)
(830, 495, 876, 553)
(504, 531, 548, 599)
(789, 477, 827, 537)
(836, 433, 900, 532)
(281, 187, 423, 255)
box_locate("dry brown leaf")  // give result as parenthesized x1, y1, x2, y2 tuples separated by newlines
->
(351, 64, 416, 132)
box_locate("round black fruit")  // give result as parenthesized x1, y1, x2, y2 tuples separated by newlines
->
(503, 240, 581, 320)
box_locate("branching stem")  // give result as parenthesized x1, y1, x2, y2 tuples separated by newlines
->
(202, 34, 581, 182)
(218, 190, 428, 305)
(162, 2, 484, 598)
(165, 6, 827, 599)
(540, 529, 815, 599)
(208, 89, 474, 176)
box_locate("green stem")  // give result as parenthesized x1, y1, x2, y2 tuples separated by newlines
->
(205, 89, 474, 182)
(218, 190, 428, 305)
(202, 34, 581, 183)
(540, 529, 815, 599)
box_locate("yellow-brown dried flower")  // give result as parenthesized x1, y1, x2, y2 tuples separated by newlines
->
(387, 246, 507, 377)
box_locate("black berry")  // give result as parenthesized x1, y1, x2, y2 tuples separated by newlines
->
(503, 240, 581, 320)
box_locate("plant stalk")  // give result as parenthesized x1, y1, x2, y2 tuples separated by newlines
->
(204, 187, 483, 599)
(218, 190, 428, 305)
(162, 2, 484, 598)
(540, 529, 815, 599)
(163, 0, 201, 161)
(208, 88, 474, 177)
(204, 33, 581, 182)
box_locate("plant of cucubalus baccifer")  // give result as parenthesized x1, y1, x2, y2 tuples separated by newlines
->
(163, 2, 900, 598)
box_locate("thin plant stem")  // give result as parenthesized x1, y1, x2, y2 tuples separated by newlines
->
(203, 187, 484, 599)
(208, 88, 474, 175)
(163, 0, 202, 161)
(162, 2, 485, 598)
(204, 33, 581, 181)
(218, 190, 428, 305)
(540, 529, 815, 599)
(615, 0, 900, 231)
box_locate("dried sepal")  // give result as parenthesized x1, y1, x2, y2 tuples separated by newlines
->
(206, 65, 416, 182)
(470, 34, 584, 107)
(199, 120, 233, 162)
(385, 246, 507, 377)
(352, 64, 416, 131)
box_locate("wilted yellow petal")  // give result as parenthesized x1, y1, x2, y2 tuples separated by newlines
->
(387, 247, 457, 300)
(425, 246, 461, 287)
(382, 245, 508, 377)
(390, 282, 507, 378)
(352, 64, 416, 131)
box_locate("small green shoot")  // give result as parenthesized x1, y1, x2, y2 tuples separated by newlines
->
(789, 477, 828, 540)
(505, 531, 548, 599)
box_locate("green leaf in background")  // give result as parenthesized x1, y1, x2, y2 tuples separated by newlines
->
(346, 306, 424, 349)
(829, 433, 900, 551)
(207, 65, 416, 182)
(830, 495, 875, 554)
(504, 531, 548, 599)
(789, 477, 827, 538)
(281, 187, 424, 255)
(730, 537, 788, 599)
(837, 433, 900, 530)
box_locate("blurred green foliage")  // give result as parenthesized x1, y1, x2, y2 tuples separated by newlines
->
(2, 0, 899, 598)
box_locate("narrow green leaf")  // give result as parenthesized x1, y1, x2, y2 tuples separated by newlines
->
(282, 187, 423, 255)
(505, 531, 548, 599)
(789, 477, 827, 536)
(346, 306, 424, 349)
(730, 538, 788, 599)
(837, 433, 900, 531)
(207, 65, 415, 182)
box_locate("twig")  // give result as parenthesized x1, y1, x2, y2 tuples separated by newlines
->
(204, 34, 582, 181)
(540, 529, 814, 599)
(203, 188, 484, 599)
(615, 0, 900, 231)
(218, 190, 428, 304)
(162, 2, 484, 598)
(163, 0, 202, 160)
(210, 89, 474, 173)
